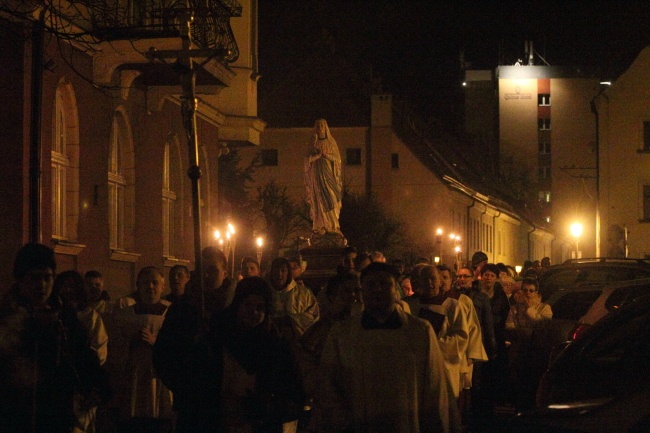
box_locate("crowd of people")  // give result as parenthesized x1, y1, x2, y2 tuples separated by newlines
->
(0, 242, 554, 433)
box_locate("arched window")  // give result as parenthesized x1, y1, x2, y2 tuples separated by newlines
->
(108, 110, 136, 251)
(51, 81, 80, 241)
(52, 90, 68, 238)
(162, 140, 178, 257)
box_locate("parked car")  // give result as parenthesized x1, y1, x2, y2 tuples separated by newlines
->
(537, 294, 650, 406)
(538, 258, 650, 351)
(504, 295, 650, 433)
(539, 258, 650, 301)
(569, 278, 650, 340)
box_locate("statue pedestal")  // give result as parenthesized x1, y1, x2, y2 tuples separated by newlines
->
(300, 246, 347, 295)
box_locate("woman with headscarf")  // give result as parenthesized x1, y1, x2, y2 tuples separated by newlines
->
(304, 118, 343, 234)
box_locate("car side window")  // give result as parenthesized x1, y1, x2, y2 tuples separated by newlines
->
(551, 290, 602, 320)
(605, 284, 650, 312)
(582, 314, 646, 363)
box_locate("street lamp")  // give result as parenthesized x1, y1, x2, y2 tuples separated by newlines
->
(256, 236, 264, 267)
(435, 228, 443, 263)
(227, 223, 236, 277)
(515, 265, 522, 275)
(570, 222, 583, 259)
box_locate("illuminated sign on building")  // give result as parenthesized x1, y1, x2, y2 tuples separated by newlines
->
(504, 86, 532, 100)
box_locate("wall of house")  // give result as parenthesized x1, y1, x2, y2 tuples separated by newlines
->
(598, 47, 650, 258)
(0, 19, 28, 293)
(0, 2, 258, 299)
(550, 78, 600, 257)
(498, 69, 600, 258)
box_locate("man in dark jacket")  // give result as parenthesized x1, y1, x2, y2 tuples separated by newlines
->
(0, 243, 110, 433)
(153, 246, 236, 432)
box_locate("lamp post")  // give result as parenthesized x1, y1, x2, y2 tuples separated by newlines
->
(435, 228, 443, 264)
(256, 237, 264, 267)
(227, 223, 236, 277)
(454, 235, 461, 268)
(449, 233, 457, 266)
(570, 222, 583, 259)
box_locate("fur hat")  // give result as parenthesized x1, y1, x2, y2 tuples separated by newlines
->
(471, 251, 488, 267)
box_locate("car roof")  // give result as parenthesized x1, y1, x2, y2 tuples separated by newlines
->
(539, 259, 650, 300)
(559, 258, 650, 267)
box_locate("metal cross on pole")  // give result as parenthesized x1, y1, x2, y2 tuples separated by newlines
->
(146, 12, 231, 321)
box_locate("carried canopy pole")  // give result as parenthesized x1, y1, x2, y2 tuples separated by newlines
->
(145, 6, 235, 320)
(177, 13, 205, 319)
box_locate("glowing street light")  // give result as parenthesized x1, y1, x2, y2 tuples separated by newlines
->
(435, 228, 443, 262)
(570, 222, 583, 259)
(256, 236, 264, 266)
(515, 265, 522, 275)
(226, 223, 237, 277)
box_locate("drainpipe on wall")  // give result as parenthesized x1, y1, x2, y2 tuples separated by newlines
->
(466, 199, 477, 263)
(250, 0, 260, 81)
(493, 211, 500, 262)
(550, 236, 555, 262)
(527, 225, 536, 260)
(590, 98, 601, 257)
(481, 206, 488, 259)
(29, 11, 45, 243)
(365, 127, 372, 197)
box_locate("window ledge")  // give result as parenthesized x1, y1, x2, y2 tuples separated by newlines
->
(636, 149, 650, 154)
(52, 239, 86, 256)
(164, 256, 191, 268)
(111, 249, 141, 263)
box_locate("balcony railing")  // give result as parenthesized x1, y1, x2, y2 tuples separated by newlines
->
(70, 0, 241, 62)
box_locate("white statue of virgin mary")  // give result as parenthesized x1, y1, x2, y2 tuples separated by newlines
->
(304, 119, 343, 234)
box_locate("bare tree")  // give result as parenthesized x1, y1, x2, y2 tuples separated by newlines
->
(256, 180, 310, 257)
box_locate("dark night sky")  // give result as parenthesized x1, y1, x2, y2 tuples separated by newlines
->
(257, 0, 650, 127)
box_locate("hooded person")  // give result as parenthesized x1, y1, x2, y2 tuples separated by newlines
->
(156, 277, 304, 433)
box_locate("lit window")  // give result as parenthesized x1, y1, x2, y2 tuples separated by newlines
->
(346, 148, 362, 166)
(538, 191, 551, 202)
(538, 118, 551, 130)
(52, 90, 68, 239)
(538, 93, 551, 106)
(109, 114, 127, 250)
(162, 142, 177, 257)
(261, 149, 278, 166)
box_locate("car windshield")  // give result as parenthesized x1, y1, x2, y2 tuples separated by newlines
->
(540, 266, 650, 300)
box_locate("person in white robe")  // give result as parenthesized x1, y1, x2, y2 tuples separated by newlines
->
(317, 262, 453, 433)
(108, 266, 172, 426)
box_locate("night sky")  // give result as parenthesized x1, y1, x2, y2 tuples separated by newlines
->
(257, 0, 650, 128)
